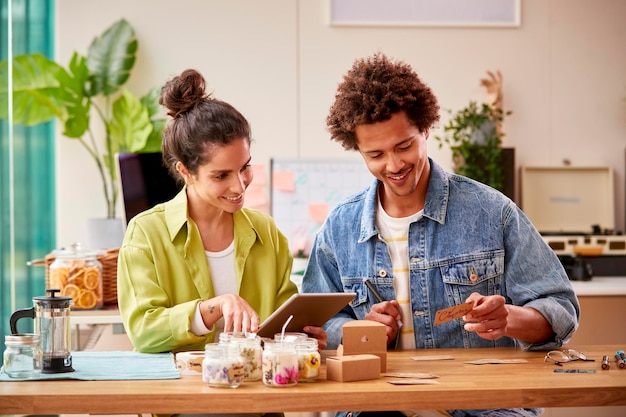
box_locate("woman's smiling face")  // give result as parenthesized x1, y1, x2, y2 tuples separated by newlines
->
(181, 137, 253, 214)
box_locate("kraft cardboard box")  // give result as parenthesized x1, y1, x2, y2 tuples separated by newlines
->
(338, 320, 387, 372)
(326, 354, 381, 382)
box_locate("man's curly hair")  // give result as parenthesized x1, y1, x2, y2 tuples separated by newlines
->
(327, 53, 440, 151)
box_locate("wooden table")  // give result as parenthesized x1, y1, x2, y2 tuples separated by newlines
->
(1, 344, 625, 415)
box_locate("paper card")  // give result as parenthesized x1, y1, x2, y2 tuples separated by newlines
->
(465, 359, 529, 365)
(384, 372, 439, 379)
(410, 355, 454, 361)
(387, 379, 440, 385)
(434, 301, 474, 326)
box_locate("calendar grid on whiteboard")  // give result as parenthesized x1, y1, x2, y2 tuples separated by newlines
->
(270, 158, 373, 255)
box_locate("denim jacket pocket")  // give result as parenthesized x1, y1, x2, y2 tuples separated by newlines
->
(340, 276, 369, 306)
(340, 275, 393, 319)
(439, 251, 504, 305)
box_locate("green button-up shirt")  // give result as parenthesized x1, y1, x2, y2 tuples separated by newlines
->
(117, 188, 296, 353)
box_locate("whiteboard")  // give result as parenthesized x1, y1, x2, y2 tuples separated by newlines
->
(270, 158, 373, 256)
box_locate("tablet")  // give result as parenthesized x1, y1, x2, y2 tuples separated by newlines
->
(257, 292, 356, 338)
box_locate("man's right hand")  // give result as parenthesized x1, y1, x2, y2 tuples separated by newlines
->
(364, 300, 402, 345)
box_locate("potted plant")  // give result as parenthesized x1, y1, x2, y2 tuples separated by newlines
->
(290, 238, 309, 291)
(0, 19, 164, 224)
(434, 101, 513, 195)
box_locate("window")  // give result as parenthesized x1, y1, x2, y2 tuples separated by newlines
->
(1, 0, 56, 355)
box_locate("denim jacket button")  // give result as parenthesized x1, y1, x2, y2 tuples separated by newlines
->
(469, 273, 478, 282)
(379, 269, 387, 277)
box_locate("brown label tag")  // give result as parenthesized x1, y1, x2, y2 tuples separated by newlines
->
(434, 301, 474, 326)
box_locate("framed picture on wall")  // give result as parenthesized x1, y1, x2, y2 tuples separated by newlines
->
(328, 0, 521, 28)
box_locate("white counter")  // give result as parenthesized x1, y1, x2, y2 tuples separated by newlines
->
(71, 307, 123, 325)
(569, 276, 626, 296)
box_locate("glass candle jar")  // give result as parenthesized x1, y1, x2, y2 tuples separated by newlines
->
(219, 332, 262, 382)
(202, 343, 244, 388)
(49, 243, 103, 310)
(262, 340, 298, 387)
(295, 337, 321, 382)
(3, 334, 43, 379)
(274, 332, 308, 343)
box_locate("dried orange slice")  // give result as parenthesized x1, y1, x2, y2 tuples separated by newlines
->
(49, 268, 68, 289)
(83, 268, 100, 290)
(62, 284, 81, 304)
(77, 290, 97, 309)
(67, 268, 85, 286)
(67, 269, 85, 287)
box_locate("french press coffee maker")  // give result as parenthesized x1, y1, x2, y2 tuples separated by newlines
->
(10, 288, 74, 373)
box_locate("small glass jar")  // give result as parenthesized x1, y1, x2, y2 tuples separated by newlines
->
(295, 337, 321, 382)
(219, 332, 262, 382)
(49, 243, 103, 310)
(3, 334, 43, 379)
(262, 340, 298, 387)
(274, 332, 308, 343)
(202, 343, 244, 388)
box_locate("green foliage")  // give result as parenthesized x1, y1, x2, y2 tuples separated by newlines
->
(0, 19, 164, 218)
(434, 101, 511, 192)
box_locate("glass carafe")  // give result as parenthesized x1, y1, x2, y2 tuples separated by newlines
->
(10, 288, 74, 373)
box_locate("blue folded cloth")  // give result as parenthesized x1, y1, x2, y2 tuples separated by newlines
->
(0, 351, 181, 381)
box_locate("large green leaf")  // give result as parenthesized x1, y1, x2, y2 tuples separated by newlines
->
(109, 89, 153, 156)
(0, 54, 66, 125)
(140, 86, 166, 152)
(140, 86, 162, 119)
(103, 90, 152, 183)
(57, 53, 91, 138)
(87, 19, 137, 97)
(142, 118, 166, 153)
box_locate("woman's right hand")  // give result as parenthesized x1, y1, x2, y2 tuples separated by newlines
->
(199, 294, 260, 333)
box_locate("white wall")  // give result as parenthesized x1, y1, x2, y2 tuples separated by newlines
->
(55, 0, 626, 246)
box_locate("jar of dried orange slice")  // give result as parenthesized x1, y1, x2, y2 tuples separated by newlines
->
(49, 243, 104, 310)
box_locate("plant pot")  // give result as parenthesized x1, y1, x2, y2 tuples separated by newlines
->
(86, 218, 125, 250)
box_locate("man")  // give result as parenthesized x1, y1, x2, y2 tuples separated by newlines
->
(301, 53, 579, 417)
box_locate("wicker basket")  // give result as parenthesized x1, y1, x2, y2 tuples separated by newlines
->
(33, 247, 120, 306)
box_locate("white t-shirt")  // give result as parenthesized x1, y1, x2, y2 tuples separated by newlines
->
(190, 241, 236, 336)
(376, 198, 422, 350)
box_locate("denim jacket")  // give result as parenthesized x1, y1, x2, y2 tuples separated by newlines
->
(302, 158, 580, 353)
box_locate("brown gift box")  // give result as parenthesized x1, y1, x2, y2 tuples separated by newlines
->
(326, 354, 381, 382)
(338, 320, 387, 372)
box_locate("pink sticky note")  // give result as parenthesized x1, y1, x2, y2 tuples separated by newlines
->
(246, 186, 268, 206)
(251, 164, 266, 186)
(308, 203, 329, 224)
(293, 237, 307, 253)
(245, 186, 269, 214)
(272, 171, 295, 192)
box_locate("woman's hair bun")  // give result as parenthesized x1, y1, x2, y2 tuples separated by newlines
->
(159, 69, 212, 118)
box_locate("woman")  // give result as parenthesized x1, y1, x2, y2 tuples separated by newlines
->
(117, 68, 326, 354)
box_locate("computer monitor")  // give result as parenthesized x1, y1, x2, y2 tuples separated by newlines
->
(116, 152, 181, 224)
